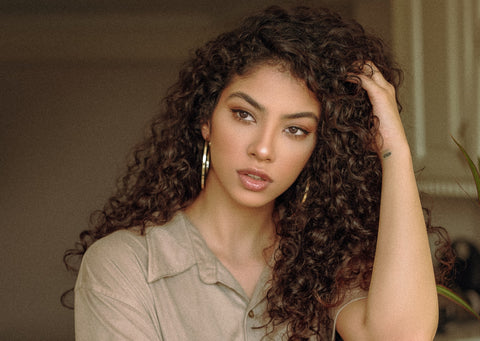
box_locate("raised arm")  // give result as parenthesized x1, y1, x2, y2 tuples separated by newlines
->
(336, 64, 438, 340)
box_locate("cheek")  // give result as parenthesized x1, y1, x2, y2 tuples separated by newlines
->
(215, 126, 243, 149)
(294, 153, 312, 174)
(297, 141, 316, 168)
(279, 144, 315, 180)
(305, 144, 316, 164)
(210, 129, 245, 165)
(289, 140, 316, 164)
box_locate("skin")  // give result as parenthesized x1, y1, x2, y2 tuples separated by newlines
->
(187, 63, 438, 339)
(336, 64, 438, 340)
(185, 65, 320, 298)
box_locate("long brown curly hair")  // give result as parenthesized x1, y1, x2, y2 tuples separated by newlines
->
(63, 6, 453, 340)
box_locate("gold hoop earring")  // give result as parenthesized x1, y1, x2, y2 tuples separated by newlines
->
(301, 180, 310, 204)
(201, 141, 210, 190)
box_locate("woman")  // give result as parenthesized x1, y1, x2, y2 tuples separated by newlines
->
(64, 6, 450, 340)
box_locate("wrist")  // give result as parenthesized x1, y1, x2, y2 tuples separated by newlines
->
(379, 142, 412, 167)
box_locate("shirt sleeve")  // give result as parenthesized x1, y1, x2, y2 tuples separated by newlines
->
(75, 287, 163, 341)
(330, 290, 368, 341)
(74, 233, 163, 341)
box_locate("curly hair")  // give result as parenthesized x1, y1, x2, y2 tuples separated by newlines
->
(63, 6, 453, 340)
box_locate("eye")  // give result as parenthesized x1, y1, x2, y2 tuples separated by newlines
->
(232, 109, 255, 122)
(285, 126, 309, 136)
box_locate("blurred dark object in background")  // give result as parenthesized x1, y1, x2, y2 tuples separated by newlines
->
(438, 239, 480, 336)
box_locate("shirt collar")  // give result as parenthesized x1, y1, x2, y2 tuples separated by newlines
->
(145, 212, 219, 284)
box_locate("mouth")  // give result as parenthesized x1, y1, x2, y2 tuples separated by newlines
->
(237, 169, 273, 182)
(247, 173, 265, 181)
(237, 169, 273, 192)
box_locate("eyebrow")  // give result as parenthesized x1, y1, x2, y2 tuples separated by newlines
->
(227, 91, 319, 123)
(228, 92, 266, 112)
(282, 112, 319, 123)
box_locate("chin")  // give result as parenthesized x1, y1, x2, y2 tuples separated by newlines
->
(232, 192, 275, 210)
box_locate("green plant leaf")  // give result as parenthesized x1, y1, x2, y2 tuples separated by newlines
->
(437, 285, 480, 321)
(451, 136, 480, 203)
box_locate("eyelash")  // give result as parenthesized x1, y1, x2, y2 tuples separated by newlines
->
(232, 109, 255, 122)
(286, 126, 309, 137)
(231, 109, 311, 138)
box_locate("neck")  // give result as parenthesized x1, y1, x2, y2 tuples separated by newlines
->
(184, 188, 277, 263)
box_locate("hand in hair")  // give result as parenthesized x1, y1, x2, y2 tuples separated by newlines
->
(356, 62, 409, 159)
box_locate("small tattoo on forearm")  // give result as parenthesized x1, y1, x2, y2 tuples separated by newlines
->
(383, 151, 392, 159)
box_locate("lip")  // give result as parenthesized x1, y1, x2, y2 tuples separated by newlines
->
(237, 168, 273, 192)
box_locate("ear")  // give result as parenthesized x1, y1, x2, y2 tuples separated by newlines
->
(201, 122, 211, 141)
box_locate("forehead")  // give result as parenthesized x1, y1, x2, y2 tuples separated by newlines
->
(222, 65, 319, 110)
(233, 62, 298, 87)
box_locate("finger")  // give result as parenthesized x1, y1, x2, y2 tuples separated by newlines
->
(361, 62, 390, 88)
(356, 73, 383, 94)
(357, 72, 395, 99)
(345, 61, 375, 83)
(345, 62, 389, 90)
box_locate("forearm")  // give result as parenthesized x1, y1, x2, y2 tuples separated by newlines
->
(337, 63, 438, 340)
(365, 143, 438, 339)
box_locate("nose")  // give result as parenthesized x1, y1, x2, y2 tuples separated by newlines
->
(247, 128, 276, 162)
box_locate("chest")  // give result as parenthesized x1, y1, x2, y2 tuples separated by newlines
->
(220, 259, 266, 299)
(149, 265, 271, 340)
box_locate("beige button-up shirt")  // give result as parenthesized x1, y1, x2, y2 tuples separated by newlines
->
(75, 212, 364, 340)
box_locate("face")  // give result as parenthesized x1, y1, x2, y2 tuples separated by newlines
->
(202, 65, 320, 209)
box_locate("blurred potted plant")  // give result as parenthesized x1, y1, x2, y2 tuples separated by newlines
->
(452, 136, 480, 206)
(435, 137, 480, 322)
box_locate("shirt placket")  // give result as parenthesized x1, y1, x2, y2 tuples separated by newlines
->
(243, 265, 272, 340)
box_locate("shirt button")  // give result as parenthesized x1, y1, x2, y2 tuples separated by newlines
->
(248, 310, 255, 318)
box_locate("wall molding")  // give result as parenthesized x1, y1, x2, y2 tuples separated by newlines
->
(417, 179, 477, 198)
(393, 0, 479, 199)
(410, 0, 426, 160)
